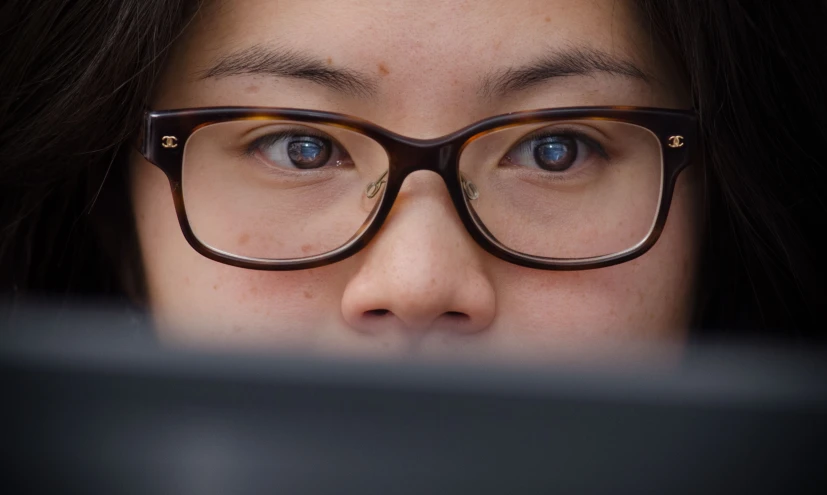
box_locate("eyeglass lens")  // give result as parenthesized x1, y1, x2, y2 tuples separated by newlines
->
(180, 119, 662, 261)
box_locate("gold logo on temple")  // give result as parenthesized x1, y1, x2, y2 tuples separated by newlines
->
(161, 136, 178, 148)
(668, 135, 684, 148)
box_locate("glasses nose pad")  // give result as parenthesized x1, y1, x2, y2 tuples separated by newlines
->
(365, 170, 388, 199)
(460, 174, 479, 200)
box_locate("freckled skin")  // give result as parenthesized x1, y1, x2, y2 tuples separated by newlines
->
(131, 0, 703, 359)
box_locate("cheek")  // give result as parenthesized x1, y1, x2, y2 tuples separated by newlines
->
(129, 156, 348, 347)
(489, 169, 702, 346)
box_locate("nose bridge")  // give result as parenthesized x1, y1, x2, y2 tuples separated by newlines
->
(390, 138, 457, 179)
(340, 134, 495, 340)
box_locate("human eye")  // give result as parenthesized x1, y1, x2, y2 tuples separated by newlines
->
(245, 126, 352, 171)
(500, 127, 610, 175)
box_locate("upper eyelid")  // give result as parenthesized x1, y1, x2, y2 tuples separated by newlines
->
(241, 122, 337, 141)
(526, 122, 612, 141)
(250, 128, 332, 144)
(245, 128, 339, 156)
(522, 123, 606, 139)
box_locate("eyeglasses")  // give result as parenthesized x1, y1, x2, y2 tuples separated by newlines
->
(139, 106, 696, 271)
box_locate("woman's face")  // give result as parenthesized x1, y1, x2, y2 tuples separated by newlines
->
(130, 0, 702, 360)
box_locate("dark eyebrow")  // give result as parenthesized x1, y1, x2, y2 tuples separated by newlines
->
(199, 44, 379, 98)
(479, 46, 652, 99)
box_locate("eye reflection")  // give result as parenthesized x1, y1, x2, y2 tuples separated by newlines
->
(287, 138, 331, 168)
(533, 136, 577, 171)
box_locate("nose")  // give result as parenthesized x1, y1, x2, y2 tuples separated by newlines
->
(340, 172, 496, 343)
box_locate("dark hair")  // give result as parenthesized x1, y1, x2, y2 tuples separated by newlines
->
(1, 0, 825, 336)
(635, 0, 827, 338)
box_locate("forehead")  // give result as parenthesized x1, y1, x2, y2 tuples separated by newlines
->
(193, 0, 648, 69)
(200, 0, 639, 44)
(158, 0, 683, 131)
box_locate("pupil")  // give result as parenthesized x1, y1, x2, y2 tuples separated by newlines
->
(534, 138, 576, 171)
(287, 139, 329, 168)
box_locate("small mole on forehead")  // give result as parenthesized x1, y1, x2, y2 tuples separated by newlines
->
(326, 56, 333, 65)
(545, 15, 551, 22)
(377, 62, 390, 76)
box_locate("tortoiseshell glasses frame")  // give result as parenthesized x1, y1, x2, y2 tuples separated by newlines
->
(139, 106, 697, 271)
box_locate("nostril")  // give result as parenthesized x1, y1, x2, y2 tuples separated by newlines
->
(365, 309, 390, 317)
(362, 309, 469, 323)
(353, 308, 481, 335)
